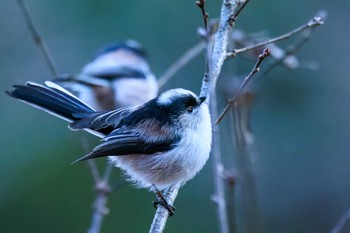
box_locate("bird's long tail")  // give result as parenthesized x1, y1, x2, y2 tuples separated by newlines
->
(5, 81, 104, 135)
(6, 81, 95, 122)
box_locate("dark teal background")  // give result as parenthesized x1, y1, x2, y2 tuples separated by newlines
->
(1, 0, 349, 232)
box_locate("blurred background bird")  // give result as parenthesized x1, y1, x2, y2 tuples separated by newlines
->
(53, 40, 159, 111)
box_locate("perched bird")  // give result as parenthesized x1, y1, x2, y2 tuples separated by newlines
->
(6, 81, 212, 215)
(54, 40, 158, 111)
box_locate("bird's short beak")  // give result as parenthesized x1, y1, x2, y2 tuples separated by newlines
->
(199, 96, 206, 105)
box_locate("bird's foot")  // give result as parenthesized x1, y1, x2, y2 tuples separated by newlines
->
(153, 199, 176, 216)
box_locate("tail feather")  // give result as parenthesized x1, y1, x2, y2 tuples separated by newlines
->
(6, 81, 95, 123)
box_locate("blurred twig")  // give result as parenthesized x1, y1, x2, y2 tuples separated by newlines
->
(223, 168, 237, 233)
(259, 30, 312, 78)
(158, 9, 324, 88)
(87, 160, 101, 184)
(16, 1, 118, 231)
(158, 42, 205, 88)
(16, 0, 59, 77)
(330, 209, 350, 233)
(216, 48, 271, 124)
(230, 90, 262, 233)
(226, 13, 324, 58)
(88, 164, 113, 233)
(211, 91, 229, 233)
(81, 136, 115, 233)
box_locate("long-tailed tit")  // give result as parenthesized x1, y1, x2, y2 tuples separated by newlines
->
(6, 81, 211, 215)
(54, 40, 158, 110)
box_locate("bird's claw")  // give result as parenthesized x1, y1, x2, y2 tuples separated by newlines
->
(153, 199, 176, 216)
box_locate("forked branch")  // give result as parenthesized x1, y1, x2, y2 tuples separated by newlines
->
(226, 13, 324, 58)
(150, 1, 250, 232)
(216, 48, 271, 124)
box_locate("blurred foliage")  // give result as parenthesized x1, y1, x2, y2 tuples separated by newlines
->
(1, 0, 350, 232)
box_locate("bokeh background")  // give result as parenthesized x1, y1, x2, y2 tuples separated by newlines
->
(1, 0, 349, 232)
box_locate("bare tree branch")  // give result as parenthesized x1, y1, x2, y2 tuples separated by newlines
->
(200, 1, 251, 233)
(149, 1, 249, 232)
(149, 185, 180, 233)
(158, 42, 205, 88)
(223, 167, 237, 233)
(16, 0, 59, 77)
(226, 14, 324, 58)
(216, 48, 270, 124)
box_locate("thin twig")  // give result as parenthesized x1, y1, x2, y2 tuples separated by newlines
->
(158, 42, 205, 88)
(216, 48, 270, 124)
(330, 208, 350, 233)
(16, 0, 59, 77)
(196, 0, 209, 30)
(102, 164, 113, 183)
(80, 136, 101, 184)
(224, 167, 237, 233)
(227, 0, 251, 26)
(87, 163, 113, 233)
(197, 0, 212, 82)
(81, 135, 114, 233)
(226, 14, 324, 58)
(202, 7, 230, 233)
(149, 185, 180, 233)
(259, 30, 312, 78)
(88, 178, 112, 233)
(88, 160, 101, 184)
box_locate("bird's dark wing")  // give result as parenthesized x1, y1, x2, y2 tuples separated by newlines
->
(73, 127, 180, 163)
(89, 66, 147, 80)
(53, 74, 110, 88)
(69, 105, 138, 132)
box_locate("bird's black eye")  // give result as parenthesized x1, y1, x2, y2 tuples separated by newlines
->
(187, 106, 193, 113)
